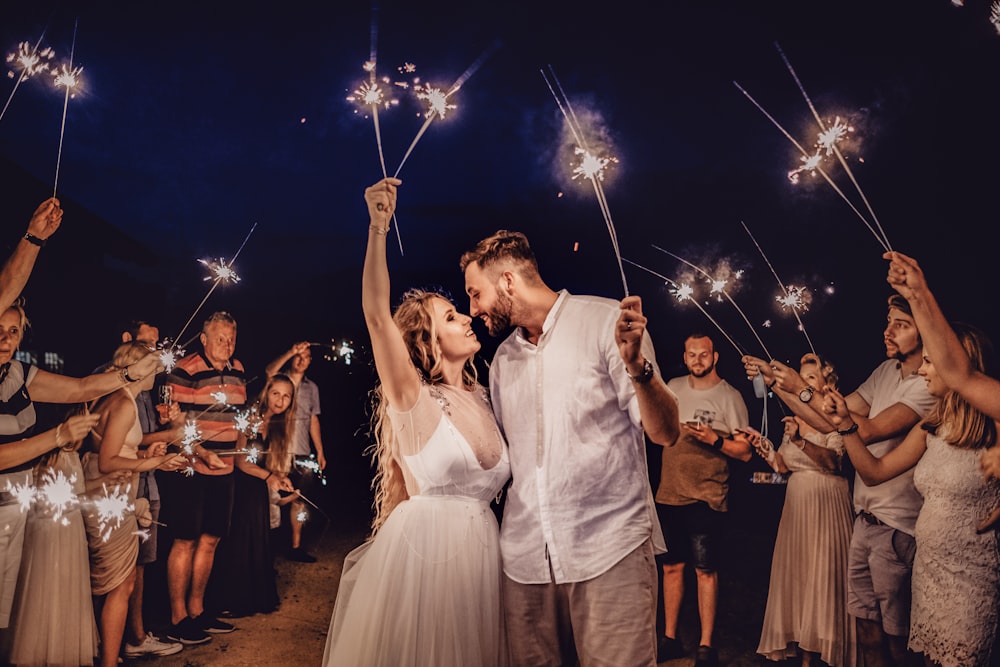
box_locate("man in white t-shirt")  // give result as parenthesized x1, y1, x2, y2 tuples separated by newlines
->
(461, 230, 680, 667)
(752, 294, 937, 667)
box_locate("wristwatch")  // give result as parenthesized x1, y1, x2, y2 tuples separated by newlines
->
(798, 385, 815, 403)
(628, 358, 655, 384)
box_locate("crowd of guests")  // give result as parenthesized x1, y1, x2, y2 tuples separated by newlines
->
(321, 178, 1000, 667)
(5, 188, 1000, 667)
(0, 198, 328, 666)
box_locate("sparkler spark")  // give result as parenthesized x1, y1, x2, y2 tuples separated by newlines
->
(52, 63, 83, 93)
(5, 477, 36, 512)
(295, 508, 308, 523)
(234, 406, 263, 437)
(571, 147, 618, 182)
(181, 420, 202, 452)
(198, 257, 240, 284)
(6, 41, 54, 80)
(158, 341, 185, 372)
(92, 483, 134, 543)
(775, 285, 811, 312)
(37, 468, 79, 525)
(670, 282, 695, 302)
(413, 83, 456, 119)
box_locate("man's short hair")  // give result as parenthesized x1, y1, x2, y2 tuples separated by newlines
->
(121, 319, 154, 341)
(203, 311, 237, 332)
(887, 294, 912, 317)
(459, 230, 539, 277)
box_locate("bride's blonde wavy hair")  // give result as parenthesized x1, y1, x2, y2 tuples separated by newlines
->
(366, 288, 478, 536)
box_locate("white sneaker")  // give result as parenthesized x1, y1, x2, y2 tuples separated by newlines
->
(124, 632, 184, 657)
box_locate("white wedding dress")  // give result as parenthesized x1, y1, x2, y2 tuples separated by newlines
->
(323, 383, 510, 667)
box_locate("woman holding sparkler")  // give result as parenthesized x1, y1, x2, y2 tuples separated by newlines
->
(323, 178, 510, 666)
(0, 301, 160, 634)
(210, 373, 296, 617)
(826, 324, 1000, 667)
(743, 353, 855, 667)
(82, 341, 185, 667)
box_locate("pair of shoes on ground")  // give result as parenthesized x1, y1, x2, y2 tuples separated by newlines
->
(165, 613, 236, 645)
(123, 632, 183, 657)
(287, 547, 317, 563)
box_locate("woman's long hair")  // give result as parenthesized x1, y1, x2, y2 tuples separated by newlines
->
(367, 289, 478, 536)
(260, 374, 297, 475)
(923, 323, 997, 450)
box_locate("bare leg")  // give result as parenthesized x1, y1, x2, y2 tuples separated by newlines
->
(126, 564, 146, 644)
(167, 538, 195, 624)
(98, 570, 136, 667)
(662, 562, 685, 639)
(290, 499, 305, 549)
(857, 617, 889, 667)
(694, 568, 717, 647)
(187, 534, 220, 618)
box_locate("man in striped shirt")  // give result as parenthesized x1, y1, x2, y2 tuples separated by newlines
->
(161, 311, 246, 645)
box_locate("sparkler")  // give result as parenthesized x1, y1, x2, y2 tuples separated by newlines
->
(170, 222, 257, 350)
(2, 36, 54, 122)
(392, 43, 497, 180)
(91, 483, 134, 543)
(741, 221, 817, 356)
(733, 79, 889, 252)
(294, 455, 327, 486)
(310, 339, 356, 365)
(51, 19, 82, 198)
(774, 43, 892, 251)
(622, 258, 746, 358)
(5, 476, 36, 512)
(543, 65, 629, 297)
(653, 246, 773, 360)
(36, 467, 79, 526)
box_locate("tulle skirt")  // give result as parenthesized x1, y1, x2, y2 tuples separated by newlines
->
(8, 453, 98, 666)
(757, 471, 855, 666)
(323, 495, 507, 667)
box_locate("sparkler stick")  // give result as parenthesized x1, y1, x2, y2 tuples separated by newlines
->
(171, 222, 257, 348)
(740, 221, 817, 356)
(1, 32, 54, 123)
(543, 65, 629, 297)
(774, 43, 893, 251)
(733, 81, 889, 253)
(52, 19, 82, 198)
(622, 258, 746, 358)
(652, 246, 773, 360)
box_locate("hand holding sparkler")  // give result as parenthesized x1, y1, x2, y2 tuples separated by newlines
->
(267, 473, 294, 494)
(57, 412, 101, 447)
(883, 251, 929, 304)
(365, 177, 400, 225)
(741, 354, 776, 389)
(25, 197, 62, 244)
(616, 296, 648, 372)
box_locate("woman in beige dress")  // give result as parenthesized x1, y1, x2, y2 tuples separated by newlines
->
(82, 341, 184, 667)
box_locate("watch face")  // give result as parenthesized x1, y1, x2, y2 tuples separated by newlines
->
(799, 387, 813, 402)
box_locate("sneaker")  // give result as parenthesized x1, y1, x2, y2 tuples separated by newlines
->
(124, 632, 184, 657)
(165, 617, 211, 645)
(194, 613, 236, 634)
(657, 635, 684, 662)
(694, 645, 718, 667)
(287, 547, 317, 563)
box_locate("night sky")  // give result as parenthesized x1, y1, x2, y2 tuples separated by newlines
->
(3, 0, 1000, 397)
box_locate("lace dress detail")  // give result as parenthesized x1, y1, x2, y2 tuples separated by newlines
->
(908, 433, 1000, 667)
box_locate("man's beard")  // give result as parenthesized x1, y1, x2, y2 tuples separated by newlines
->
(689, 364, 715, 378)
(486, 291, 514, 337)
(893, 346, 918, 363)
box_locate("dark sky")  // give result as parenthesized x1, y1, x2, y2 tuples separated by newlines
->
(3, 0, 1000, 392)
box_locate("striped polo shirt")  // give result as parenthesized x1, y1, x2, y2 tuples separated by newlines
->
(167, 351, 247, 474)
(0, 361, 39, 473)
